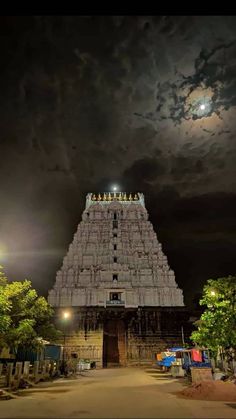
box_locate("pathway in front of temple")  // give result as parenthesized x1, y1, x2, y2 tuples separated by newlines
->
(0, 367, 235, 418)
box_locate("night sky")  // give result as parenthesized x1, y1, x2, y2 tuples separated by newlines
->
(0, 16, 236, 308)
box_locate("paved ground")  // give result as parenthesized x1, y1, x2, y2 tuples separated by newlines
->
(0, 367, 236, 418)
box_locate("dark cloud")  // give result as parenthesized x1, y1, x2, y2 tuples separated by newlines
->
(0, 16, 236, 307)
(148, 191, 236, 303)
(122, 157, 166, 190)
(171, 156, 206, 178)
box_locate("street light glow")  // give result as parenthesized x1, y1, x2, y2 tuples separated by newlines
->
(200, 104, 206, 111)
(210, 290, 216, 296)
(63, 311, 70, 319)
(0, 243, 8, 261)
(112, 185, 117, 191)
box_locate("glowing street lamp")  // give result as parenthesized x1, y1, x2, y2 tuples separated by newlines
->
(112, 186, 118, 192)
(210, 290, 216, 296)
(200, 103, 206, 111)
(63, 311, 70, 320)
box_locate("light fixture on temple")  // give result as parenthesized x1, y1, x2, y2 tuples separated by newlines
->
(112, 186, 117, 198)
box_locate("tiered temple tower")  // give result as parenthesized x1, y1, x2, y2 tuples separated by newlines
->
(48, 192, 187, 367)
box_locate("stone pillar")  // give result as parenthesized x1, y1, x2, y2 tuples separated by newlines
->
(45, 360, 50, 377)
(41, 361, 46, 377)
(14, 362, 23, 387)
(15, 362, 23, 378)
(33, 361, 40, 382)
(23, 361, 30, 379)
(6, 363, 14, 387)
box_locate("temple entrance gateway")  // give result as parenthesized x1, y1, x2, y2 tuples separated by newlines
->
(103, 319, 126, 367)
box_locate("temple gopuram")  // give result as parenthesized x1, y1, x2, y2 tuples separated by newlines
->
(48, 192, 190, 367)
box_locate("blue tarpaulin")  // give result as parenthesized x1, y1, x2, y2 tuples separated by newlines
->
(157, 356, 176, 367)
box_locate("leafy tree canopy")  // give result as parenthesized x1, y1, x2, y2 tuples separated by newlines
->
(0, 266, 61, 354)
(191, 275, 236, 358)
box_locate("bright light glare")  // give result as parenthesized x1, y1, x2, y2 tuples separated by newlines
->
(0, 243, 8, 261)
(112, 186, 117, 191)
(200, 104, 206, 111)
(210, 290, 216, 296)
(63, 311, 70, 319)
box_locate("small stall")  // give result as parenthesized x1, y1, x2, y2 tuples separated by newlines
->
(156, 347, 185, 374)
(156, 347, 212, 379)
(175, 348, 212, 381)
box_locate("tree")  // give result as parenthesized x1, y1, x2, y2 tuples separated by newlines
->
(0, 266, 61, 355)
(191, 275, 236, 360)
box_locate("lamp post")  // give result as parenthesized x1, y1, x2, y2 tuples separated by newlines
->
(181, 326, 185, 345)
(62, 311, 70, 374)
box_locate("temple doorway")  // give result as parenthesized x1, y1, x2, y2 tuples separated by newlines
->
(103, 319, 126, 367)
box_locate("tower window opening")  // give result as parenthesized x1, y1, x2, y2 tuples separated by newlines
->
(110, 292, 121, 301)
(113, 233, 117, 238)
(114, 257, 117, 263)
(113, 274, 118, 281)
(114, 244, 117, 250)
(113, 220, 118, 229)
(114, 212, 117, 220)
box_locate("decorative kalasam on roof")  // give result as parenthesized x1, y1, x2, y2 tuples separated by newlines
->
(91, 192, 139, 201)
(86, 192, 145, 210)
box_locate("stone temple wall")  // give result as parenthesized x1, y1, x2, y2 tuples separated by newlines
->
(54, 307, 191, 367)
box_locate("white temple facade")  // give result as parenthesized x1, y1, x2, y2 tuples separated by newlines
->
(48, 192, 184, 309)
